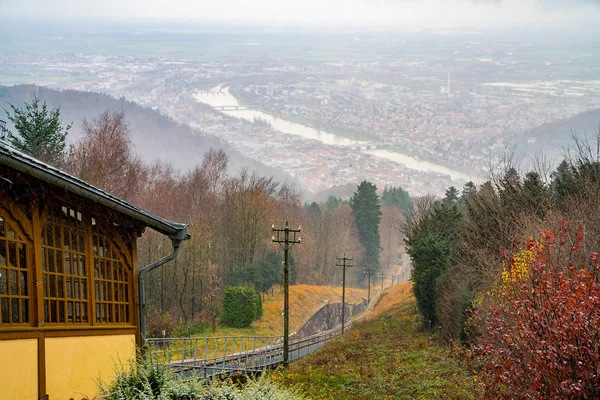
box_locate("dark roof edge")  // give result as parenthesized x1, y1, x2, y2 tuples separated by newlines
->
(0, 145, 189, 241)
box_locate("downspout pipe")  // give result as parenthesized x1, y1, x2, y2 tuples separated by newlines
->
(138, 237, 184, 343)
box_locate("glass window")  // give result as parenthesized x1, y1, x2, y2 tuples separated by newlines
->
(42, 206, 88, 324)
(93, 227, 131, 324)
(0, 216, 30, 325)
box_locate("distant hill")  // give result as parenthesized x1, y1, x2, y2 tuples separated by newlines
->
(515, 108, 600, 163)
(0, 85, 294, 184)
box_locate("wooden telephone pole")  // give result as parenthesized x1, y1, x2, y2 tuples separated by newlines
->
(379, 272, 386, 293)
(272, 221, 301, 367)
(336, 254, 353, 334)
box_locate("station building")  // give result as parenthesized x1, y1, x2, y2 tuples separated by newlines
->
(0, 141, 188, 399)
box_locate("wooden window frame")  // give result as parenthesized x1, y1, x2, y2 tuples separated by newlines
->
(92, 221, 134, 325)
(41, 205, 90, 325)
(0, 213, 33, 327)
(0, 195, 137, 332)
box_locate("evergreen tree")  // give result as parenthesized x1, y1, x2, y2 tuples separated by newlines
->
(522, 171, 549, 218)
(381, 185, 413, 214)
(3, 95, 71, 166)
(443, 186, 460, 206)
(550, 160, 576, 205)
(350, 180, 382, 282)
(461, 181, 476, 200)
(324, 195, 342, 212)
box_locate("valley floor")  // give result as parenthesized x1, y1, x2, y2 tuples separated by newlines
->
(275, 282, 479, 400)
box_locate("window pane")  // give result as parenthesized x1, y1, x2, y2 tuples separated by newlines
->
(56, 250, 63, 274)
(49, 275, 56, 297)
(20, 271, 27, 296)
(81, 303, 88, 322)
(66, 277, 72, 298)
(81, 278, 87, 300)
(58, 301, 65, 323)
(65, 254, 71, 275)
(50, 300, 57, 322)
(11, 298, 19, 323)
(67, 302, 73, 323)
(18, 243, 26, 269)
(8, 242, 16, 267)
(1, 298, 8, 323)
(0, 217, 4, 237)
(9, 269, 17, 295)
(0, 242, 6, 266)
(57, 276, 64, 298)
(72, 256, 78, 276)
(80, 257, 86, 276)
(48, 249, 55, 272)
(21, 299, 28, 323)
(0, 269, 6, 295)
(74, 278, 80, 299)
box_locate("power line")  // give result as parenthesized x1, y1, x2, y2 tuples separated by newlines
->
(336, 254, 353, 334)
(272, 221, 301, 367)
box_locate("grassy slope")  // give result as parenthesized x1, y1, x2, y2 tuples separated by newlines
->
(205, 284, 368, 338)
(275, 282, 478, 400)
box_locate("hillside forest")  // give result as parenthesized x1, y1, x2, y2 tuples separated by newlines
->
(405, 130, 600, 398)
(2, 95, 409, 335)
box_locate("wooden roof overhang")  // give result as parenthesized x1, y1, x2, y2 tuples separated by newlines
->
(0, 142, 189, 241)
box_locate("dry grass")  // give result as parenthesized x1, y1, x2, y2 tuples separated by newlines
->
(276, 281, 479, 399)
(256, 284, 368, 336)
(198, 284, 368, 339)
(366, 281, 414, 320)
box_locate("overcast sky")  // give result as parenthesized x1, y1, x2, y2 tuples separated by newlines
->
(1, 0, 599, 27)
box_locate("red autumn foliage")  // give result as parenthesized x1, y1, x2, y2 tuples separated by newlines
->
(473, 222, 600, 399)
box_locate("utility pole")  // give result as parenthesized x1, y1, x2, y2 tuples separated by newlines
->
(272, 221, 301, 367)
(379, 272, 386, 293)
(366, 266, 372, 304)
(336, 254, 353, 334)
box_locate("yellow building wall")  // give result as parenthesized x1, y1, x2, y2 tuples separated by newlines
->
(46, 334, 136, 400)
(0, 338, 38, 400)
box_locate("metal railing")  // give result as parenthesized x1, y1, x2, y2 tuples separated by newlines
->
(147, 324, 345, 377)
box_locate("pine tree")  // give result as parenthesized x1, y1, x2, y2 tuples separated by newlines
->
(443, 186, 460, 205)
(3, 95, 71, 166)
(461, 181, 476, 200)
(350, 180, 382, 282)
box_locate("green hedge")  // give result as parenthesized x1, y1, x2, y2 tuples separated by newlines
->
(221, 286, 262, 328)
(255, 291, 263, 319)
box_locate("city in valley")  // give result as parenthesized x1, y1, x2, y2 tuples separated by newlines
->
(1, 22, 599, 197)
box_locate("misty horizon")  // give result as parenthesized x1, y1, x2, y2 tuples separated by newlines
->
(2, 0, 600, 28)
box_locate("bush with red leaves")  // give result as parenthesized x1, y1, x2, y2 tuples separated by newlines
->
(473, 222, 600, 399)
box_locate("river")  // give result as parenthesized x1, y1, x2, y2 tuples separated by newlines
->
(194, 86, 472, 182)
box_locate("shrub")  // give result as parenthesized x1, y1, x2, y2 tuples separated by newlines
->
(221, 286, 260, 328)
(408, 234, 455, 326)
(471, 224, 600, 399)
(146, 307, 179, 338)
(98, 353, 173, 400)
(98, 355, 306, 400)
(254, 291, 263, 319)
